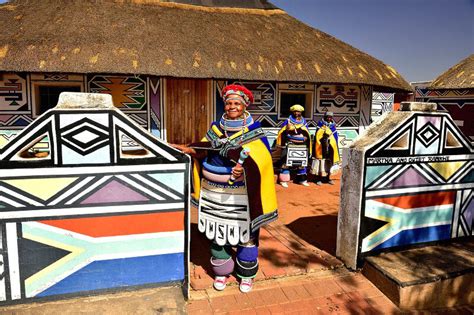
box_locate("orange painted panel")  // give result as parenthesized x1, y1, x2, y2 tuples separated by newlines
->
(39, 211, 184, 237)
(373, 191, 455, 209)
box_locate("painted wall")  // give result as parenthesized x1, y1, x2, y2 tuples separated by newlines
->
(0, 93, 189, 304)
(415, 87, 474, 142)
(214, 80, 373, 152)
(371, 92, 394, 122)
(0, 73, 164, 138)
(337, 103, 473, 269)
(0, 72, 379, 152)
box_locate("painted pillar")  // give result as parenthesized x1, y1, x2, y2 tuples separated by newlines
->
(337, 102, 473, 269)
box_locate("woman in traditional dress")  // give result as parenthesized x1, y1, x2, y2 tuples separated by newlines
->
(172, 84, 278, 293)
(275, 104, 312, 187)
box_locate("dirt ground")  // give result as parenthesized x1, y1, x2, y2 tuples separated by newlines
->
(273, 173, 341, 255)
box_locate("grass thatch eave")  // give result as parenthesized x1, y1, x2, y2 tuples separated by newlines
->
(0, 0, 412, 91)
(430, 54, 474, 90)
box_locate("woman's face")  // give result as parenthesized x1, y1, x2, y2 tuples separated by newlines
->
(292, 111, 302, 118)
(224, 99, 245, 120)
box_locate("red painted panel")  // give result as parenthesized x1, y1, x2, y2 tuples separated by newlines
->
(39, 211, 184, 237)
(373, 191, 455, 209)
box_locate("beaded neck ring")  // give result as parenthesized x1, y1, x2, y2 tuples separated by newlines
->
(220, 111, 254, 138)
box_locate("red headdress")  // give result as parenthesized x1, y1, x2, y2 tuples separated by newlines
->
(221, 84, 254, 106)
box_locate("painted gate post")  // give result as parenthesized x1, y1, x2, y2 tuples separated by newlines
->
(337, 102, 473, 269)
(0, 92, 190, 304)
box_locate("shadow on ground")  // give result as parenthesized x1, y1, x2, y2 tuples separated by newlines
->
(190, 222, 213, 273)
(286, 214, 338, 256)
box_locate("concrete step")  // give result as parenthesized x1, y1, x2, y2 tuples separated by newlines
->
(362, 239, 474, 310)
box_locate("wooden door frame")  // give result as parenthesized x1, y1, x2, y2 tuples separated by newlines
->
(162, 77, 213, 143)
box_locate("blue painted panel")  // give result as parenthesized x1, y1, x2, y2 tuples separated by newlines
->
(373, 225, 451, 251)
(38, 253, 184, 297)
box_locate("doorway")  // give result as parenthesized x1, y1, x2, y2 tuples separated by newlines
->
(164, 78, 211, 144)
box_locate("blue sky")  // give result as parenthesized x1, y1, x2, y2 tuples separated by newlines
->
(271, 0, 473, 82)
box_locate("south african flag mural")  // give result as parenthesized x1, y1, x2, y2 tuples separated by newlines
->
(337, 104, 473, 269)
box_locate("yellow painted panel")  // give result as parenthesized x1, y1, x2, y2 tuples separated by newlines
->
(3, 177, 79, 200)
(428, 161, 466, 180)
(0, 136, 9, 149)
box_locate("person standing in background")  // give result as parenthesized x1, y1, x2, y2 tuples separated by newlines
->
(275, 104, 311, 187)
(310, 111, 340, 185)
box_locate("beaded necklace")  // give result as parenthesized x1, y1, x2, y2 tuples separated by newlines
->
(219, 111, 254, 138)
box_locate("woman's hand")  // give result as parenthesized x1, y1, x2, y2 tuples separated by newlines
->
(231, 164, 244, 178)
(170, 143, 197, 156)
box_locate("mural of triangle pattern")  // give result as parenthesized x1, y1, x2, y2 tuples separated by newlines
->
(369, 114, 472, 157)
(385, 166, 433, 188)
(0, 130, 19, 149)
(386, 129, 410, 151)
(0, 115, 34, 128)
(0, 110, 181, 166)
(118, 130, 157, 159)
(365, 164, 441, 189)
(80, 179, 150, 204)
(369, 120, 414, 157)
(2, 177, 79, 201)
(18, 237, 71, 281)
(0, 172, 184, 208)
(453, 189, 473, 237)
(427, 161, 469, 182)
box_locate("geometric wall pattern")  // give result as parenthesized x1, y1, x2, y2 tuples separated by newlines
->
(0, 73, 31, 129)
(0, 73, 28, 111)
(317, 85, 360, 114)
(315, 85, 366, 150)
(359, 86, 373, 134)
(148, 76, 162, 138)
(0, 72, 377, 153)
(88, 75, 148, 129)
(0, 101, 189, 304)
(0, 73, 160, 133)
(88, 75, 146, 110)
(371, 92, 394, 122)
(361, 113, 473, 256)
(415, 87, 474, 142)
(0, 129, 20, 149)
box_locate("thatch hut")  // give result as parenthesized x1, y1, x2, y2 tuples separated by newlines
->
(414, 54, 473, 142)
(0, 0, 412, 147)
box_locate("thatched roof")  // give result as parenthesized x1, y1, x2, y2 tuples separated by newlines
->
(430, 54, 474, 90)
(0, 0, 412, 91)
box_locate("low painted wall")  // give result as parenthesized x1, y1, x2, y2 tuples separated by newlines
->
(0, 93, 189, 304)
(337, 102, 473, 269)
